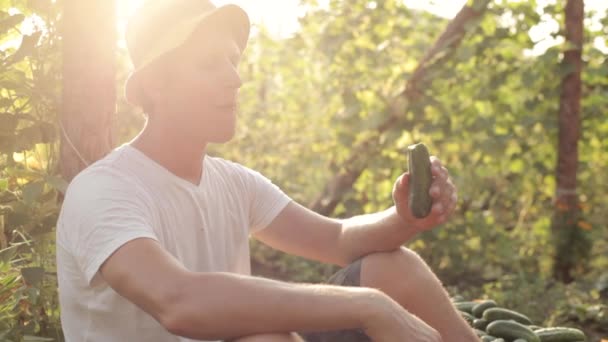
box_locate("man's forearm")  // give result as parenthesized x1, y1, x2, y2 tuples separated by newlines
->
(338, 206, 417, 263)
(166, 271, 384, 340)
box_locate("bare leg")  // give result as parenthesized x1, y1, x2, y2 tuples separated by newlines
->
(359, 247, 479, 342)
(228, 333, 304, 342)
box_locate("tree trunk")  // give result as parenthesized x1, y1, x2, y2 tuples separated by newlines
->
(60, 0, 116, 183)
(551, 0, 589, 283)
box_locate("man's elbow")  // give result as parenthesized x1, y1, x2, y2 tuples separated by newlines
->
(156, 273, 212, 338)
(157, 273, 224, 340)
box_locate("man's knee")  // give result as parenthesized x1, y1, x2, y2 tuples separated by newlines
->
(360, 247, 433, 286)
(228, 332, 304, 342)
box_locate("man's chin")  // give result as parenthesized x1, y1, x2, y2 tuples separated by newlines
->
(208, 128, 236, 144)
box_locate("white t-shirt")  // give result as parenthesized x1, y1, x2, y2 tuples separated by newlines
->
(56, 143, 292, 342)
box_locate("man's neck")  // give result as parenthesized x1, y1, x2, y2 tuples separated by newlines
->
(129, 119, 207, 186)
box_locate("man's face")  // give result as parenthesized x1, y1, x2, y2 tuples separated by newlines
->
(154, 27, 243, 144)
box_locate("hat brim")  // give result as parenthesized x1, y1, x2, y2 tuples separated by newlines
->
(125, 4, 250, 106)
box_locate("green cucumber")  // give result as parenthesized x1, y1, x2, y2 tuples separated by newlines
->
(460, 311, 475, 325)
(407, 143, 433, 218)
(534, 327, 586, 342)
(482, 307, 533, 325)
(486, 320, 540, 342)
(481, 336, 496, 342)
(473, 300, 498, 318)
(451, 295, 465, 302)
(473, 318, 489, 330)
(455, 301, 477, 314)
(474, 329, 488, 337)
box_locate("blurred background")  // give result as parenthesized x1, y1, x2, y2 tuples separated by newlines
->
(0, 0, 606, 340)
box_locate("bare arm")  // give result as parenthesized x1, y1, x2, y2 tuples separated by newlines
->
(253, 201, 415, 267)
(100, 237, 388, 341)
(254, 158, 457, 266)
(172, 272, 375, 340)
(337, 205, 417, 262)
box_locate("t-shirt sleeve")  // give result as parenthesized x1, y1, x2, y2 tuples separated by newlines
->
(231, 163, 292, 233)
(60, 169, 158, 286)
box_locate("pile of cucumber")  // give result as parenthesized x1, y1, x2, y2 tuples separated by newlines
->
(451, 296, 588, 342)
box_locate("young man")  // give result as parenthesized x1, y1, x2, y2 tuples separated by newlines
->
(56, 1, 478, 341)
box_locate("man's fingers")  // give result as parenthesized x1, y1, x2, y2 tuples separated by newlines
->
(432, 202, 444, 215)
(400, 172, 410, 188)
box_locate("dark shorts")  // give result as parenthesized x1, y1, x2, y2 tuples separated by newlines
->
(297, 258, 371, 342)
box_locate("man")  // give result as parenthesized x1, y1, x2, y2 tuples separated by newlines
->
(55, 1, 479, 341)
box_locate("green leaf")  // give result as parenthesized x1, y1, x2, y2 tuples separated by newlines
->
(559, 61, 578, 78)
(0, 14, 24, 35)
(20, 266, 44, 287)
(22, 181, 44, 205)
(6, 31, 42, 64)
(0, 245, 18, 263)
(0, 98, 14, 108)
(15, 122, 56, 151)
(23, 336, 54, 341)
(0, 179, 7, 191)
(45, 175, 67, 194)
(470, 0, 491, 12)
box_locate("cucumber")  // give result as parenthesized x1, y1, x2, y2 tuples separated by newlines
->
(407, 143, 433, 218)
(455, 301, 477, 314)
(473, 318, 489, 330)
(483, 307, 533, 325)
(474, 329, 488, 337)
(534, 327, 586, 342)
(486, 320, 540, 342)
(451, 295, 465, 302)
(513, 340, 527, 342)
(481, 337, 496, 342)
(529, 325, 544, 331)
(473, 300, 498, 318)
(460, 311, 475, 325)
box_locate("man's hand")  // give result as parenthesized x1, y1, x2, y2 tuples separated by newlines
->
(362, 291, 443, 342)
(392, 156, 457, 233)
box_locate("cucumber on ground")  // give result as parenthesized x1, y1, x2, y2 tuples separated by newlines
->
(482, 307, 533, 325)
(455, 301, 477, 314)
(407, 143, 433, 218)
(473, 300, 498, 318)
(474, 329, 488, 337)
(460, 311, 475, 325)
(486, 320, 540, 342)
(534, 327, 586, 342)
(451, 295, 465, 302)
(473, 318, 489, 330)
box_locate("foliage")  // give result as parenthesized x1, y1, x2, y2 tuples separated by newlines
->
(0, 1, 63, 340)
(0, 0, 607, 341)
(215, 0, 607, 338)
